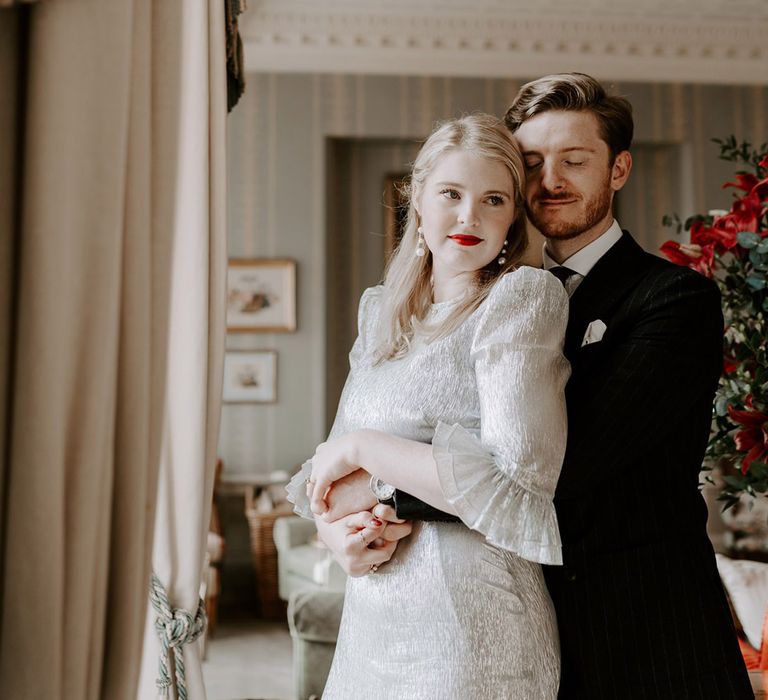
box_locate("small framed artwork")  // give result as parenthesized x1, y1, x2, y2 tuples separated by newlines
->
(222, 350, 278, 403)
(227, 259, 297, 332)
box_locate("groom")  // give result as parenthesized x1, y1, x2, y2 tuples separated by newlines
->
(317, 73, 751, 698)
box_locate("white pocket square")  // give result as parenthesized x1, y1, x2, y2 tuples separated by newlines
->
(581, 319, 607, 347)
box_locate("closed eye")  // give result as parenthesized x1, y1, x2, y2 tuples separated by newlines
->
(524, 160, 542, 171)
(565, 160, 584, 166)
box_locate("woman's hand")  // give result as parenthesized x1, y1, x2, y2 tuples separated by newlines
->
(315, 505, 413, 577)
(309, 432, 365, 515)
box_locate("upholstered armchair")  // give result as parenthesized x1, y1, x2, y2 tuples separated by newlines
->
(273, 516, 347, 601)
(273, 516, 347, 699)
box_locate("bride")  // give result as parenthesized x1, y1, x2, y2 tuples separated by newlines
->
(288, 113, 569, 698)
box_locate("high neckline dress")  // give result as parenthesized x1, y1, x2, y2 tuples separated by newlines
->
(288, 267, 570, 699)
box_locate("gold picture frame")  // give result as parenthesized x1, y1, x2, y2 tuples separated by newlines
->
(226, 259, 297, 332)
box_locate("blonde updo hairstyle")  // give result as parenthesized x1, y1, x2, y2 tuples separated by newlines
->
(375, 113, 528, 362)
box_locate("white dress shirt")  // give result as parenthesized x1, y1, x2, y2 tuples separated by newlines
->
(541, 220, 623, 297)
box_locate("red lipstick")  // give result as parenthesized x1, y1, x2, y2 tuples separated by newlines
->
(449, 235, 483, 246)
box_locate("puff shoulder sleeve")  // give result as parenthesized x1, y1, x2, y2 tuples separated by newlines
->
(433, 268, 570, 564)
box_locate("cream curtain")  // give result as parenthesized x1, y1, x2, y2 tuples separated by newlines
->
(0, 1, 226, 698)
(138, 0, 227, 697)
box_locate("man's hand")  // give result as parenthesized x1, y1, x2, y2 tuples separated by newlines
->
(315, 506, 413, 577)
(322, 468, 378, 522)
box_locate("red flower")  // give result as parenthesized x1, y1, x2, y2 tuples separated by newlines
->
(659, 240, 714, 277)
(723, 354, 740, 375)
(729, 192, 765, 234)
(728, 397, 768, 474)
(755, 176, 768, 199)
(723, 172, 760, 193)
(720, 173, 768, 240)
(660, 240, 691, 265)
(690, 218, 741, 253)
(723, 171, 768, 200)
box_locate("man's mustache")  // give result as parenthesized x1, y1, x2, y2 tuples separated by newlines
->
(534, 190, 578, 202)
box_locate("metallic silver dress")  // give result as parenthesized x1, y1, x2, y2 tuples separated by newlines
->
(288, 267, 570, 699)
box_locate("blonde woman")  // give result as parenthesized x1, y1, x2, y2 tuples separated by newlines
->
(287, 114, 569, 698)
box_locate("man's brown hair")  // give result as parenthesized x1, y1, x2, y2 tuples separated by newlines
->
(504, 73, 633, 160)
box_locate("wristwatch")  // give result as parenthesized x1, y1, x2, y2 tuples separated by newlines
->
(369, 475, 396, 507)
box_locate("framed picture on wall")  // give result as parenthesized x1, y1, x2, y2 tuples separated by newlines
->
(222, 350, 278, 403)
(227, 259, 297, 332)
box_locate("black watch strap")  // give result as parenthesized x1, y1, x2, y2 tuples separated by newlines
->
(378, 493, 396, 507)
(394, 489, 461, 522)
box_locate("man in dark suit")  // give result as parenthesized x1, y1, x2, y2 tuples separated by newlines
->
(316, 73, 751, 698)
(497, 73, 752, 698)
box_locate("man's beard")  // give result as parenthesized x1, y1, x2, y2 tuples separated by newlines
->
(526, 182, 613, 241)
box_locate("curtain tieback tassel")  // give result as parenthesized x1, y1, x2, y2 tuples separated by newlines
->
(150, 572, 207, 699)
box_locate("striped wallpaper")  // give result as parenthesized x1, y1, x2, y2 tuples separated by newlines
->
(222, 73, 767, 476)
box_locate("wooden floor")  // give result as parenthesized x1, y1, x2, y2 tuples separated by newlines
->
(203, 619, 293, 700)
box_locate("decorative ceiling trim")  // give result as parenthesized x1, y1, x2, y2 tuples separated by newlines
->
(241, 9, 767, 85)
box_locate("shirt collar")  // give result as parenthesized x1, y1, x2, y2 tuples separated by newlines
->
(541, 220, 623, 277)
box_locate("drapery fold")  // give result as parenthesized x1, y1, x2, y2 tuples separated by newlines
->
(0, 2, 227, 698)
(138, 0, 227, 695)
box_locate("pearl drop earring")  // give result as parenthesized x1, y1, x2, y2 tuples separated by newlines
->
(416, 226, 426, 258)
(498, 239, 509, 266)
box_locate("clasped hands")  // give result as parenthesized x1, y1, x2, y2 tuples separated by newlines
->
(308, 431, 413, 577)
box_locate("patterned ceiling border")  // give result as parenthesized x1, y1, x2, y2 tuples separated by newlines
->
(240, 9, 767, 84)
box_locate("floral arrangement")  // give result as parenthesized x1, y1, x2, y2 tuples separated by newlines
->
(661, 137, 768, 510)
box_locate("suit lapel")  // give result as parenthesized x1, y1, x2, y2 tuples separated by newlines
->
(564, 231, 651, 359)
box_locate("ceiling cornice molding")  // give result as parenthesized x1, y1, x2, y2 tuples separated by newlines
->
(241, 4, 768, 85)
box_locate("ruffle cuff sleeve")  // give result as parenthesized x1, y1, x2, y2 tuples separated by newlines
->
(285, 459, 315, 520)
(433, 421, 562, 565)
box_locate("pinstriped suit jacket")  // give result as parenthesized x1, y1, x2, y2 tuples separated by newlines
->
(542, 231, 751, 699)
(395, 231, 752, 699)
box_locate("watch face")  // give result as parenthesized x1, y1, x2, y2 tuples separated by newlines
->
(372, 478, 395, 501)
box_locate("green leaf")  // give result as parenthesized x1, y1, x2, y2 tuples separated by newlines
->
(747, 275, 767, 290)
(750, 248, 768, 268)
(758, 238, 768, 255)
(738, 231, 761, 248)
(720, 496, 741, 512)
(723, 475, 746, 488)
(684, 215, 707, 231)
(662, 214, 682, 234)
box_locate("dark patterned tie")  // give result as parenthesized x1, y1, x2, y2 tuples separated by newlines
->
(549, 266, 577, 286)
